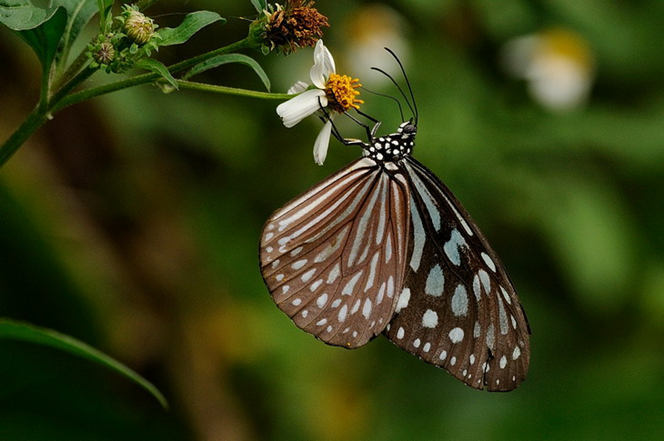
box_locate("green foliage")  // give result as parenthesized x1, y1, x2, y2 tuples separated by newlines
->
(3, 0, 664, 440)
(251, 0, 267, 13)
(0, 2, 67, 78)
(158, 10, 225, 46)
(0, 319, 168, 409)
(184, 53, 271, 91)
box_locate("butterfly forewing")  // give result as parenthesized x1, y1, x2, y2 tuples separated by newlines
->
(260, 158, 411, 348)
(383, 158, 530, 391)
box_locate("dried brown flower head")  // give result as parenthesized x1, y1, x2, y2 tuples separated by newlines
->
(263, 1, 329, 55)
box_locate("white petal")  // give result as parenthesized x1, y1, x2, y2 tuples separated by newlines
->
(276, 89, 327, 128)
(313, 119, 333, 165)
(310, 40, 336, 89)
(287, 81, 309, 95)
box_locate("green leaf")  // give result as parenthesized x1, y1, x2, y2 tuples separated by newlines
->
(135, 58, 178, 89)
(0, 0, 54, 30)
(157, 10, 224, 47)
(183, 53, 271, 91)
(250, 0, 267, 13)
(1, 2, 68, 81)
(0, 319, 168, 409)
(21, 10, 68, 77)
(97, 0, 113, 24)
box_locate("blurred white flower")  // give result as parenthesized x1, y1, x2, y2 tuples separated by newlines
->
(343, 4, 410, 86)
(502, 28, 595, 112)
(277, 40, 363, 165)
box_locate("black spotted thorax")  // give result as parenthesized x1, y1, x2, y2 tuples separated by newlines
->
(364, 121, 417, 163)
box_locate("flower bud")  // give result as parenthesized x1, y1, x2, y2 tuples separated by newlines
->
(123, 7, 156, 45)
(94, 41, 115, 65)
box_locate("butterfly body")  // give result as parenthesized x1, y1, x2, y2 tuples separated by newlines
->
(260, 120, 530, 391)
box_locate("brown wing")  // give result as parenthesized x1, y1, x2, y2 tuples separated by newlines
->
(383, 157, 530, 391)
(260, 158, 411, 348)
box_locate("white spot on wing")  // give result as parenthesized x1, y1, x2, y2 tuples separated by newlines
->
(291, 259, 308, 270)
(395, 288, 411, 313)
(338, 304, 348, 322)
(486, 324, 495, 349)
(386, 276, 395, 298)
(451, 284, 468, 317)
(472, 273, 482, 301)
(362, 298, 372, 319)
(444, 229, 466, 266)
(479, 269, 491, 294)
(397, 327, 405, 339)
(351, 299, 361, 314)
(422, 309, 438, 328)
(409, 170, 441, 231)
(499, 355, 507, 369)
(425, 264, 445, 297)
(481, 252, 496, 272)
(376, 282, 386, 305)
(316, 293, 328, 308)
(498, 296, 509, 335)
(500, 286, 512, 305)
(384, 233, 393, 264)
(449, 327, 464, 343)
(342, 272, 363, 295)
(327, 262, 341, 284)
(409, 195, 426, 271)
(365, 252, 380, 291)
(301, 268, 316, 282)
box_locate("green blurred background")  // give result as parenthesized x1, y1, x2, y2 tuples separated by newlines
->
(2, 0, 664, 439)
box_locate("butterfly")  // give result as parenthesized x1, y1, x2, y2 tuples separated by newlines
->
(259, 52, 530, 391)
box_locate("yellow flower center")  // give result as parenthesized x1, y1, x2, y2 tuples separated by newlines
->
(325, 73, 363, 113)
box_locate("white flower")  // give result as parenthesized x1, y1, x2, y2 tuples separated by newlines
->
(501, 28, 595, 112)
(276, 40, 362, 165)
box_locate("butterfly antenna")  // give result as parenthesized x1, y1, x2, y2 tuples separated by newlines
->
(384, 47, 419, 125)
(370, 66, 416, 123)
(361, 86, 405, 122)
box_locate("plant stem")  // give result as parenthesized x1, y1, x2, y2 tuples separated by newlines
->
(1, 37, 258, 168)
(52, 37, 254, 114)
(48, 67, 97, 115)
(176, 81, 292, 100)
(0, 108, 49, 168)
(54, 46, 92, 92)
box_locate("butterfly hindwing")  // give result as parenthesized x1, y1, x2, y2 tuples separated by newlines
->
(383, 157, 530, 391)
(260, 157, 412, 348)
